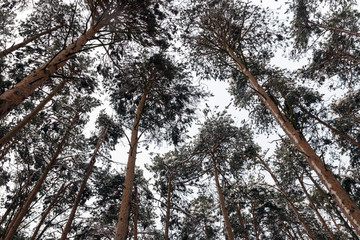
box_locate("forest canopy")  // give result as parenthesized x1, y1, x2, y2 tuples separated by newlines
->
(0, 0, 360, 239)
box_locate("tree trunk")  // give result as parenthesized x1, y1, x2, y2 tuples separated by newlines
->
(60, 126, 108, 240)
(3, 114, 77, 240)
(226, 47, 360, 235)
(211, 158, 234, 240)
(0, 24, 65, 59)
(29, 182, 71, 240)
(256, 156, 317, 240)
(0, 78, 67, 150)
(164, 177, 172, 240)
(306, 172, 360, 240)
(133, 186, 139, 240)
(236, 205, 248, 240)
(296, 173, 336, 240)
(0, 9, 116, 119)
(114, 92, 147, 240)
(250, 199, 259, 240)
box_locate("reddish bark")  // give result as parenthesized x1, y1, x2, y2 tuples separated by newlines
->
(226, 47, 360, 235)
(0, 78, 67, 150)
(3, 115, 77, 240)
(236, 205, 248, 240)
(0, 24, 65, 59)
(60, 126, 108, 240)
(212, 158, 235, 240)
(257, 156, 317, 240)
(114, 92, 147, 240)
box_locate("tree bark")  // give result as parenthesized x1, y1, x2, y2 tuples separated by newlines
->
(133, 186, 139, 240)
(309, 20, 360, 37)
(0, 78, 67, 150)
(0, 24, 65, 59)
(164, 177, 172, 240)
(236, 204, 248, 240)
(226, 46, 360, 235)
(114, 92, 147, 240)
(296, 173, 336, 240)
(256, 156, 317, 240)
(211, 158, 234, 240)
(3, 114, 77, 240)
(60, 125, 108, 240)
(0, 9, 116, 119)
(29, 182, 71, 240)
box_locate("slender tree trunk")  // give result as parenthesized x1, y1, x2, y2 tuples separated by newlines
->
(0, 78, 67, 150)
(0, 8, 118, 119)
(0, 24, 65, 59)
(226, 47, 360, 235)
(250, 199, 259, 240)
(60, 126, 108, 240)
(296, 173, 336, 240)
(133, 186, 138, 240)
(306, 172, 360, 240)
(211, 158, 234, 240)
(329, 213, 348, 240)
(236, 204, 248, 240)
(3, 114, 77, 240)
(256, 156, 317, 240)
(114, 92, 147, 240)
(164, 177, 172, 240)
(29, 182, 71, 240)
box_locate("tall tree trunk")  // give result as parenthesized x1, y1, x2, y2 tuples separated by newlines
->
(0, 8, 119, 119)
(306, 172, 360, 240)
(256, 155, 317, 240)
(250, 199, 259, 240)
(3, 114, 77, 240)
(226, 47, 360, 235)
(296, 172, 336, 240)
(133, 186, 138, 240)
(0, 24, 65, 59)
(29, 182, 71, 240)
(236, 205, 248, 240)
(164, 177, 172, 240)
(0, 78, 67, 150)
(60, 125, 108, 240)
(211, 158, 234, 240)
(114, 92, 147, 240)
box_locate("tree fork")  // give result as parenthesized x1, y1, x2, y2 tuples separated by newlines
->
(226, 47, 360, 235)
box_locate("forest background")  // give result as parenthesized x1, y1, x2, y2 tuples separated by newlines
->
(0, 0, 360, 239)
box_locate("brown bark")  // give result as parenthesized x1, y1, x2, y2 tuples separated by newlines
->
(257, 156, 317, 240)
(250, 199, 259, 240)
(299, 105, 360, 148)
(296, 173, 336, 240)
(226, 46, 360, 235)
(29, 182, 71, 240)
(3, 114, 77, 240)
(114, 92, 147, 240)
(164, 177, 172, 240)
(236, 205, 248, 240)
(60, 125, 108, 240)
(212, 158, 234, 240)
(0, 78, 67, 150)
(133, 186, 139, 240)
(0, 24, 65, 59)
(0, 8, 116, 119)
(307, 172, 360, 240)
(309, 20, 360, 38)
